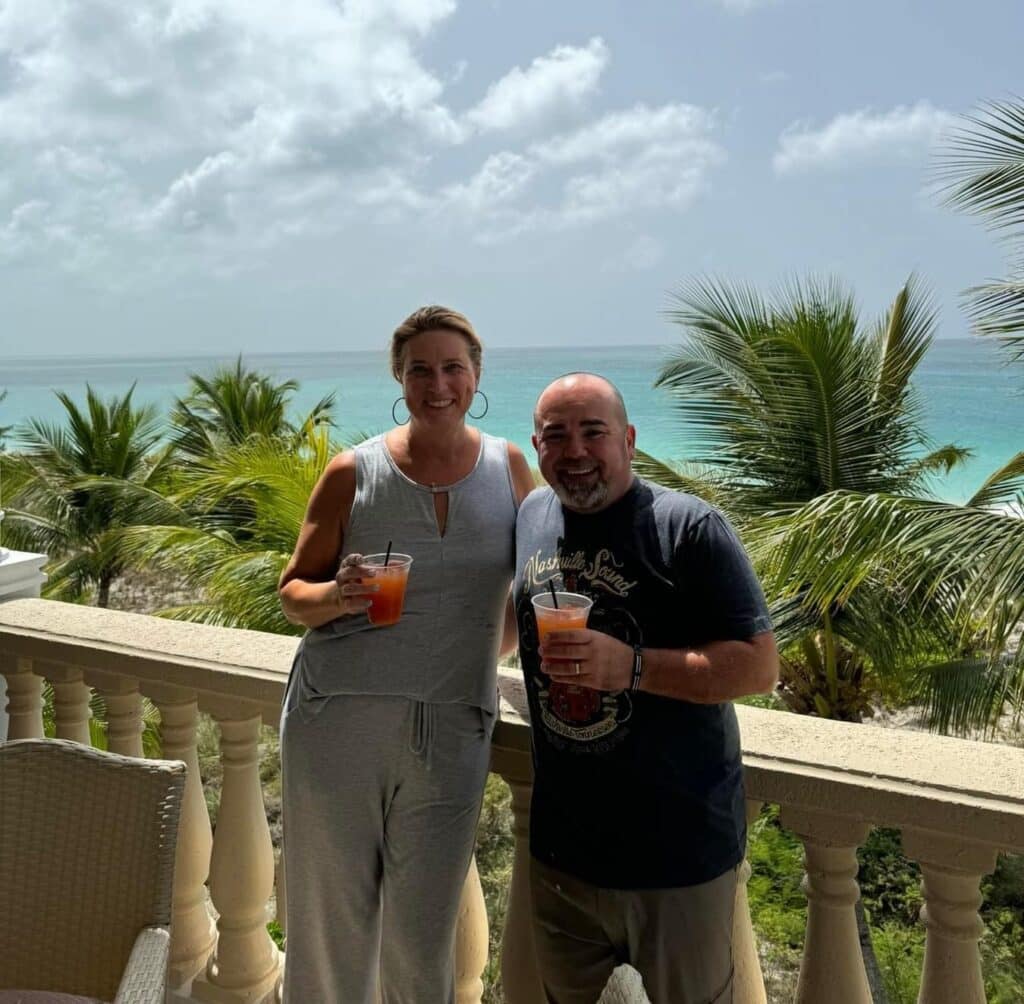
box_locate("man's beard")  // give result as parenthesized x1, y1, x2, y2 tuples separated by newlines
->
(552, 473, 609, 512)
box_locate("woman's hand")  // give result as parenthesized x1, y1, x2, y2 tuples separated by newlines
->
(334, 553, 380, 617)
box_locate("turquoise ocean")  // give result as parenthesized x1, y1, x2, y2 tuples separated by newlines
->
(2, 340, 1021, 504)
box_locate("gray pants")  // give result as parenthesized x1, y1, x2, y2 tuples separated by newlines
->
(530, 858, 738, 1004)
(280, 694, 493, 1004)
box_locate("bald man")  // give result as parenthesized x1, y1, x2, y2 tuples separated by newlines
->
(513, 373, 779, 1004)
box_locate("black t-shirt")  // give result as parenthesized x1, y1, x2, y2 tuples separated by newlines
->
(513, 479, 772, 889)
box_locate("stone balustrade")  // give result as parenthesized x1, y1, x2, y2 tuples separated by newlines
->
(2, 596, 1024, 1004)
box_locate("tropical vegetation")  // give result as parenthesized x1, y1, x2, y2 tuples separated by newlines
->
(637, 275, 973, 725)
(761, 98, 1024, 735)
(0, 386, 170, 606)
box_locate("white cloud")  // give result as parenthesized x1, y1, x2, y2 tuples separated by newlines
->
(442, 152, 537, 213)
(0, 6, 718, 279)
(532, 103, 716, 165)
(773, 101, 957, 174)
(0, 0, 465, 278)
(148, 152, 241, 232)
(447, 103, 724, 242)
(465, 37, 608, 133)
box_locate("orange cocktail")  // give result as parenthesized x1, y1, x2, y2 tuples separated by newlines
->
(363, 553, 413, 626)
(532, 591, 593, 646)
(531, 591, 596, 723)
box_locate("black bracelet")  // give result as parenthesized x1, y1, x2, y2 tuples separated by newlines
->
(630, 643, 644, 692)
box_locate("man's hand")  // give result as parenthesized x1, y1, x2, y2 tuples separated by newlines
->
(540, 629, 633, 691)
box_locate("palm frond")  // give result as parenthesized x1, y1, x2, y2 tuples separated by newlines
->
(871, 276, 937, 414)
(904, 444, 973, 482)
(938, 98, 1024, 356)
(963, 278, 1024, 354)
(658, 275, 956, 506)
(631, 450, 733, 513)
(966, 451, 1024, 509)
(915, 653, 1024, 736)
(938, 98, 1024, 233)
(765, 490, 1024, 653)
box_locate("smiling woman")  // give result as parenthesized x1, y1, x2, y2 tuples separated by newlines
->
(275, 305, 535, 1003)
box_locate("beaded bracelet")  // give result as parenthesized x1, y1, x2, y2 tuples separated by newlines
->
(630, 643, 644, 692)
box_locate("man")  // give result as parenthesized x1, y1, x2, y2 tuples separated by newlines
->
(514, 373, 779, 1004)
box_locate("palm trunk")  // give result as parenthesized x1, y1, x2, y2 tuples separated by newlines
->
(856, 897, 890, 1003)
(823, 610, 839, 707)
(97, 573, 113, 609)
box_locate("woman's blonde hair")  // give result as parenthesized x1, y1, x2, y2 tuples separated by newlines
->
(390, 305, 483, 382)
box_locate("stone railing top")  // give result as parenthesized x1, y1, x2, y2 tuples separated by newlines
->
(3, 598, 1024, 850)
(0, 597, 297, 713)
(495, 666, 1024, 850)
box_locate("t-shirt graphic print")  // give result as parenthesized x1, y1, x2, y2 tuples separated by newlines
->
(519, 542, 641, 745)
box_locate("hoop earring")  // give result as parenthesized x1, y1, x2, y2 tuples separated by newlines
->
(468, 389, 489, 420)
(391, 396, 410, 425)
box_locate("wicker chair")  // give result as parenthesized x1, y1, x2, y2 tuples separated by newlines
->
(0, 738, 186, 1004)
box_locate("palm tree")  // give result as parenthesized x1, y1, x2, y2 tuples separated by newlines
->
(763, 100, 1024, 735)
(2, 386, 170, 606)
(638, 276, 971, 722)
(171, 358, 336, 461)
(112, 424, 340, 635)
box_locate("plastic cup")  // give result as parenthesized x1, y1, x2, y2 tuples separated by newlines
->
(531, 591, 593, 649)
(362, 553, 413, 626)
(531, 591, 597, 723)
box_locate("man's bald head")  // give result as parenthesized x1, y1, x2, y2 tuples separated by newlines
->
(531, 372, 636, 512)
(533, 373, 629, 433)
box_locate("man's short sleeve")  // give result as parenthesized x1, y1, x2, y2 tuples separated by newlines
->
(677, 510, 773, 642)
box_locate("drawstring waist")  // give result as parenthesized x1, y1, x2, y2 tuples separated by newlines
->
(409, 700, 436, 770)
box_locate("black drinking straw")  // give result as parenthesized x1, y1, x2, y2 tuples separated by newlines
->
(384, 540, 393, 567)
(547, 580, 559, 609)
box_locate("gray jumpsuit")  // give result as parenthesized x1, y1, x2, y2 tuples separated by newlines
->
(281, 432, 517, 1003)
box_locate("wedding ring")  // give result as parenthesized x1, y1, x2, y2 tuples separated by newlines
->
(574, 661, 581, 676)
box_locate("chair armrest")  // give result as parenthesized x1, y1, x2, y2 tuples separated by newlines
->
(113, 926, 171, 1004)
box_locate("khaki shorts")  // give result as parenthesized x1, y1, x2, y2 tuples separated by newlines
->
(529, 858, 738, 1004)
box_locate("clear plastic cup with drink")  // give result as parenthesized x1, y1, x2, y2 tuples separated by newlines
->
(531, 591, 597, 721)
(362, 553, 413, 626)
(531, 591, 593, 649)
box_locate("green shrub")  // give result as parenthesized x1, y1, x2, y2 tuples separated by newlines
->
(872, 922, 925, 1004)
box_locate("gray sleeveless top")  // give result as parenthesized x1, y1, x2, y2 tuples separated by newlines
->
(288, 431, 518, 720)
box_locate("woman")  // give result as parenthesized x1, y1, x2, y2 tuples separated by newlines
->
(278, 305, 534, 1003)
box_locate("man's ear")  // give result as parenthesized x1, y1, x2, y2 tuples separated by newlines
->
(531, 433, 539, 451)
(626, 424, 636, 453)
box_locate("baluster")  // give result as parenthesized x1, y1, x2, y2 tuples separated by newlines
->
(49, 666, 92, 744)
(780, 806, 871, 1004)
(4, 657, 43, 739)
(455, 854, 489, 1004)
(156, 692, 217, 989)
(500, 774, 545, 1004)
(902, 830, 997, 1004)
(733, 800, 767, 1004)
(101, 680, 143, 757)
(192, 712, 280, 1004)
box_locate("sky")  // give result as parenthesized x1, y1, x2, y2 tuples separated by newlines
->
(0, 0, 1021, 358)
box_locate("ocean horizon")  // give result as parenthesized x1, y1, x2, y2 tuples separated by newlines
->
(3, 339, 1022, 505)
